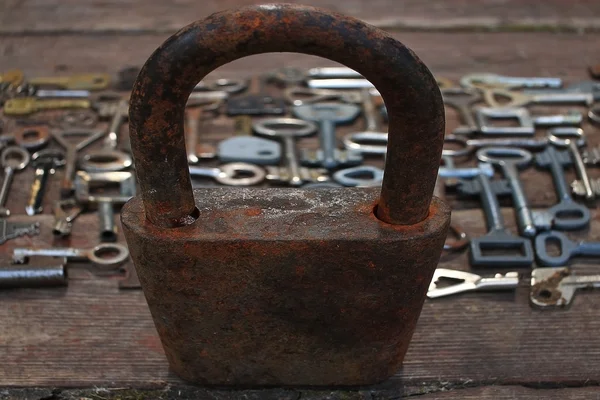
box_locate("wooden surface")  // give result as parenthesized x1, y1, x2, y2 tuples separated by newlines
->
(2, 1, 600, 399)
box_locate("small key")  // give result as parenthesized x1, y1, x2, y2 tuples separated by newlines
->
(26, 149, 66, 216)
(482, 87, 593, 109)
(293, 102, 362, 169)
(535, 231, 600, 267)
(0, 219, 40, 245)
(254, 118, 324, 186)
(13, 243, 129, 270)
(476, 107, 582, 136)
(218, 136, 281, 165)
(29, 73, 110, 90)
(3, 98, 91, 116)
(428, 269, 519, 298)
(531, 267, 600, 308)
(226, 94, 286, 116)
(460, 73, 562, 90)
(441, 88, 482, 134)
(478, 147, 536, 238)
(52, 199, 83, 237)
(0, 146, 30, 217)
(189, 163, 266, 186)
(535, 146, 590, 230)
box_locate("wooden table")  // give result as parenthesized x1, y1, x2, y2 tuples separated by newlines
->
(1, 1, 600, 398)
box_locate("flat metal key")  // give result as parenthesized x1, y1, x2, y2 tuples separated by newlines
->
(189, 163, 266, 186)
(28, 73, 110, 90)
(476, 107, 582, 136)
(478, 147, 536, 238)
(460, 73, 562, 90)
(51, 128, 105, 197)
(428, 269, 519, 298)
(482, 87, 593, 109)
(535, 231, 600, 267)
(0, 219, 40, 245)
(13, 243, 129, 270)
(293, 102, 362, 169)
(346, 88, 387, 144)
(534, 146, 590, 230)
(3, 98, 91, 116)
(26, 149, 66, 216)
(531, 267, 600, 308)
(458, 171, 534, 268)
(441, 88, 483, 134)
(0, 146, 30, 217)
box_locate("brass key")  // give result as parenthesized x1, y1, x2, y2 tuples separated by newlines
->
(3, 97, 91, 115)
(0, 70, 24, 87)
(28, 73, 110, 90)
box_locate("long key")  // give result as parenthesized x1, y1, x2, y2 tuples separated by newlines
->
(458, 171, 534, 268)
(441, 88, 482, 134)
(51, 129, 105, 197)
(428, 269, 519, 298)
(535, 231, 600, 267)
(482, 87, 593, 109)
(0, 146, 30, 217)
(534, 146, 590, 230)
(477, 148, 536, 238)
(531, 267, 600, 308)
(13, 243, 129, 270)
(476, 107, 582, 136)
(28, 73, 110, 90)
(460, 73, 562, 90)
(293, 102, 362, 169)
(26, 149, 66, 216)
(549, 127, 595, 201)
(3, 98, 91, 115)
(253, 118, 324, 186)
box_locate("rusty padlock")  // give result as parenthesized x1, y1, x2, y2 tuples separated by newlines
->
(122, 3, 450, 386)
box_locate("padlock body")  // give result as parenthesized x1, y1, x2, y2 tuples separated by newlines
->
(122, 188, 450, 386)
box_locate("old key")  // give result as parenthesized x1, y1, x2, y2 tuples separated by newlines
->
(0, 146, 30, 217)
(3, 98, 91, 116)
(531, 267, 600, 308)
(28, 73, 110, 90)
(26, 149, 66, 215)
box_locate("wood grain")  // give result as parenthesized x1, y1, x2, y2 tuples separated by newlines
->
(1, 0, 600, 34)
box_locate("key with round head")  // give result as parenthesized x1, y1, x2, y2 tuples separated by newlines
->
(12, 243, 129, 270)
(482, 87, 593, 109)
(535, 231, 600, 267)
(531, 267, 600, 308)
(293, 102, 362, 169)
(0, 146, 30, 217)
(26, 149, 66, 216)
(441, 87, 482, 135)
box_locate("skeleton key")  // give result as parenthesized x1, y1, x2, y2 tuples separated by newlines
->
(482, 87, 593, 109)
(13, 243, 129, 270)
(531, 267, 600, 308)
(189, 163, 266, 186)
(535, 231, 600, 267)
(51, 129, 105, 197)
(428, 269, 519, 298)
(3, 98, 91, 115)
(0, 146, 30, 217)
(28, 73, 110, 90)
(441, 88, 483, 134)
(476, 107, 582, 136)
(0, 219, 40, 245)
(460, 73, 562, 90)
(26, 149, 66, 215)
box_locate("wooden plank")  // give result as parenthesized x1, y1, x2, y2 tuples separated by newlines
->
(1, 209, 600, 389)
(2, 0, 600, 34)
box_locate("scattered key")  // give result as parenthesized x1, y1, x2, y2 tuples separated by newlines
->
(531, 267, 600, 308)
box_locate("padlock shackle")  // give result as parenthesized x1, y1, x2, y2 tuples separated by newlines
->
(129, 3, 445, 228)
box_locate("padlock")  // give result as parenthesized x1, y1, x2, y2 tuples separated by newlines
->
(122, 3, 450, 386)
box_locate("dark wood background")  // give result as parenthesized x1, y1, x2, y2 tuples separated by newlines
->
(1, 1, 600, 399)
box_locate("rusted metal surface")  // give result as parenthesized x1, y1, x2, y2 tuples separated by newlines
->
(124, 3, 449, 386)
(128, 3, 444, 228)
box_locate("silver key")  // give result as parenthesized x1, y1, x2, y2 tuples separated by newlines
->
(13, 243, 129, 270)
(0, 219, 40, 244)
(531, 267, 600, 308)
(442, 88, 482, 134)
(306, 67, 362, 79)
(0, 146, 30, 217)
(333, 166, 384, 187)
(571, 178, 600, 197)
(428, 269, 519, 298)
(346, 88, 387, 144)
(476, 107, 582, 136)
(582, 146, 600, 166)
(460, 73, 562, 89)
(482, 87, 593, 109)
(189, 163, 266, 186)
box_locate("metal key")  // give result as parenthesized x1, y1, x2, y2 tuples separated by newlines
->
(253, 118, 325, 186)
(52, 198, 83, 237)
(189, 163, 266, 186)
(13, 243, 129, 270)
(293, 103, 362, 169)
(346, 88, 387, 148)
(531, 267, 600, 308)
(441, 88, 482, 134)
(0, 146, 30, 217)
(460, 73, 562, 90)
(306, 76, 453, 90)
(549, 127, 595, 201)
(0, 256, 68, 289)
(459, 171, 534, 268)
(523, 80, 600, 101)
(535, 231, 600, 267)
(478, 148, 536, 238)
(428, 269, 519, 298)
(476, 107, 582, 136)
(3, 98, 91, 115)
(482, 87, 593, 109)
(26, 149, 66, 216)
(29, 73, 110, 90)
(0, 219, 40, 245)
(283, 87, 362, 106)
(534, 146, 590, 230)
(433, 173, 469, 252)
(333, 165, 384, 187)
(51, 128, 105, 197)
